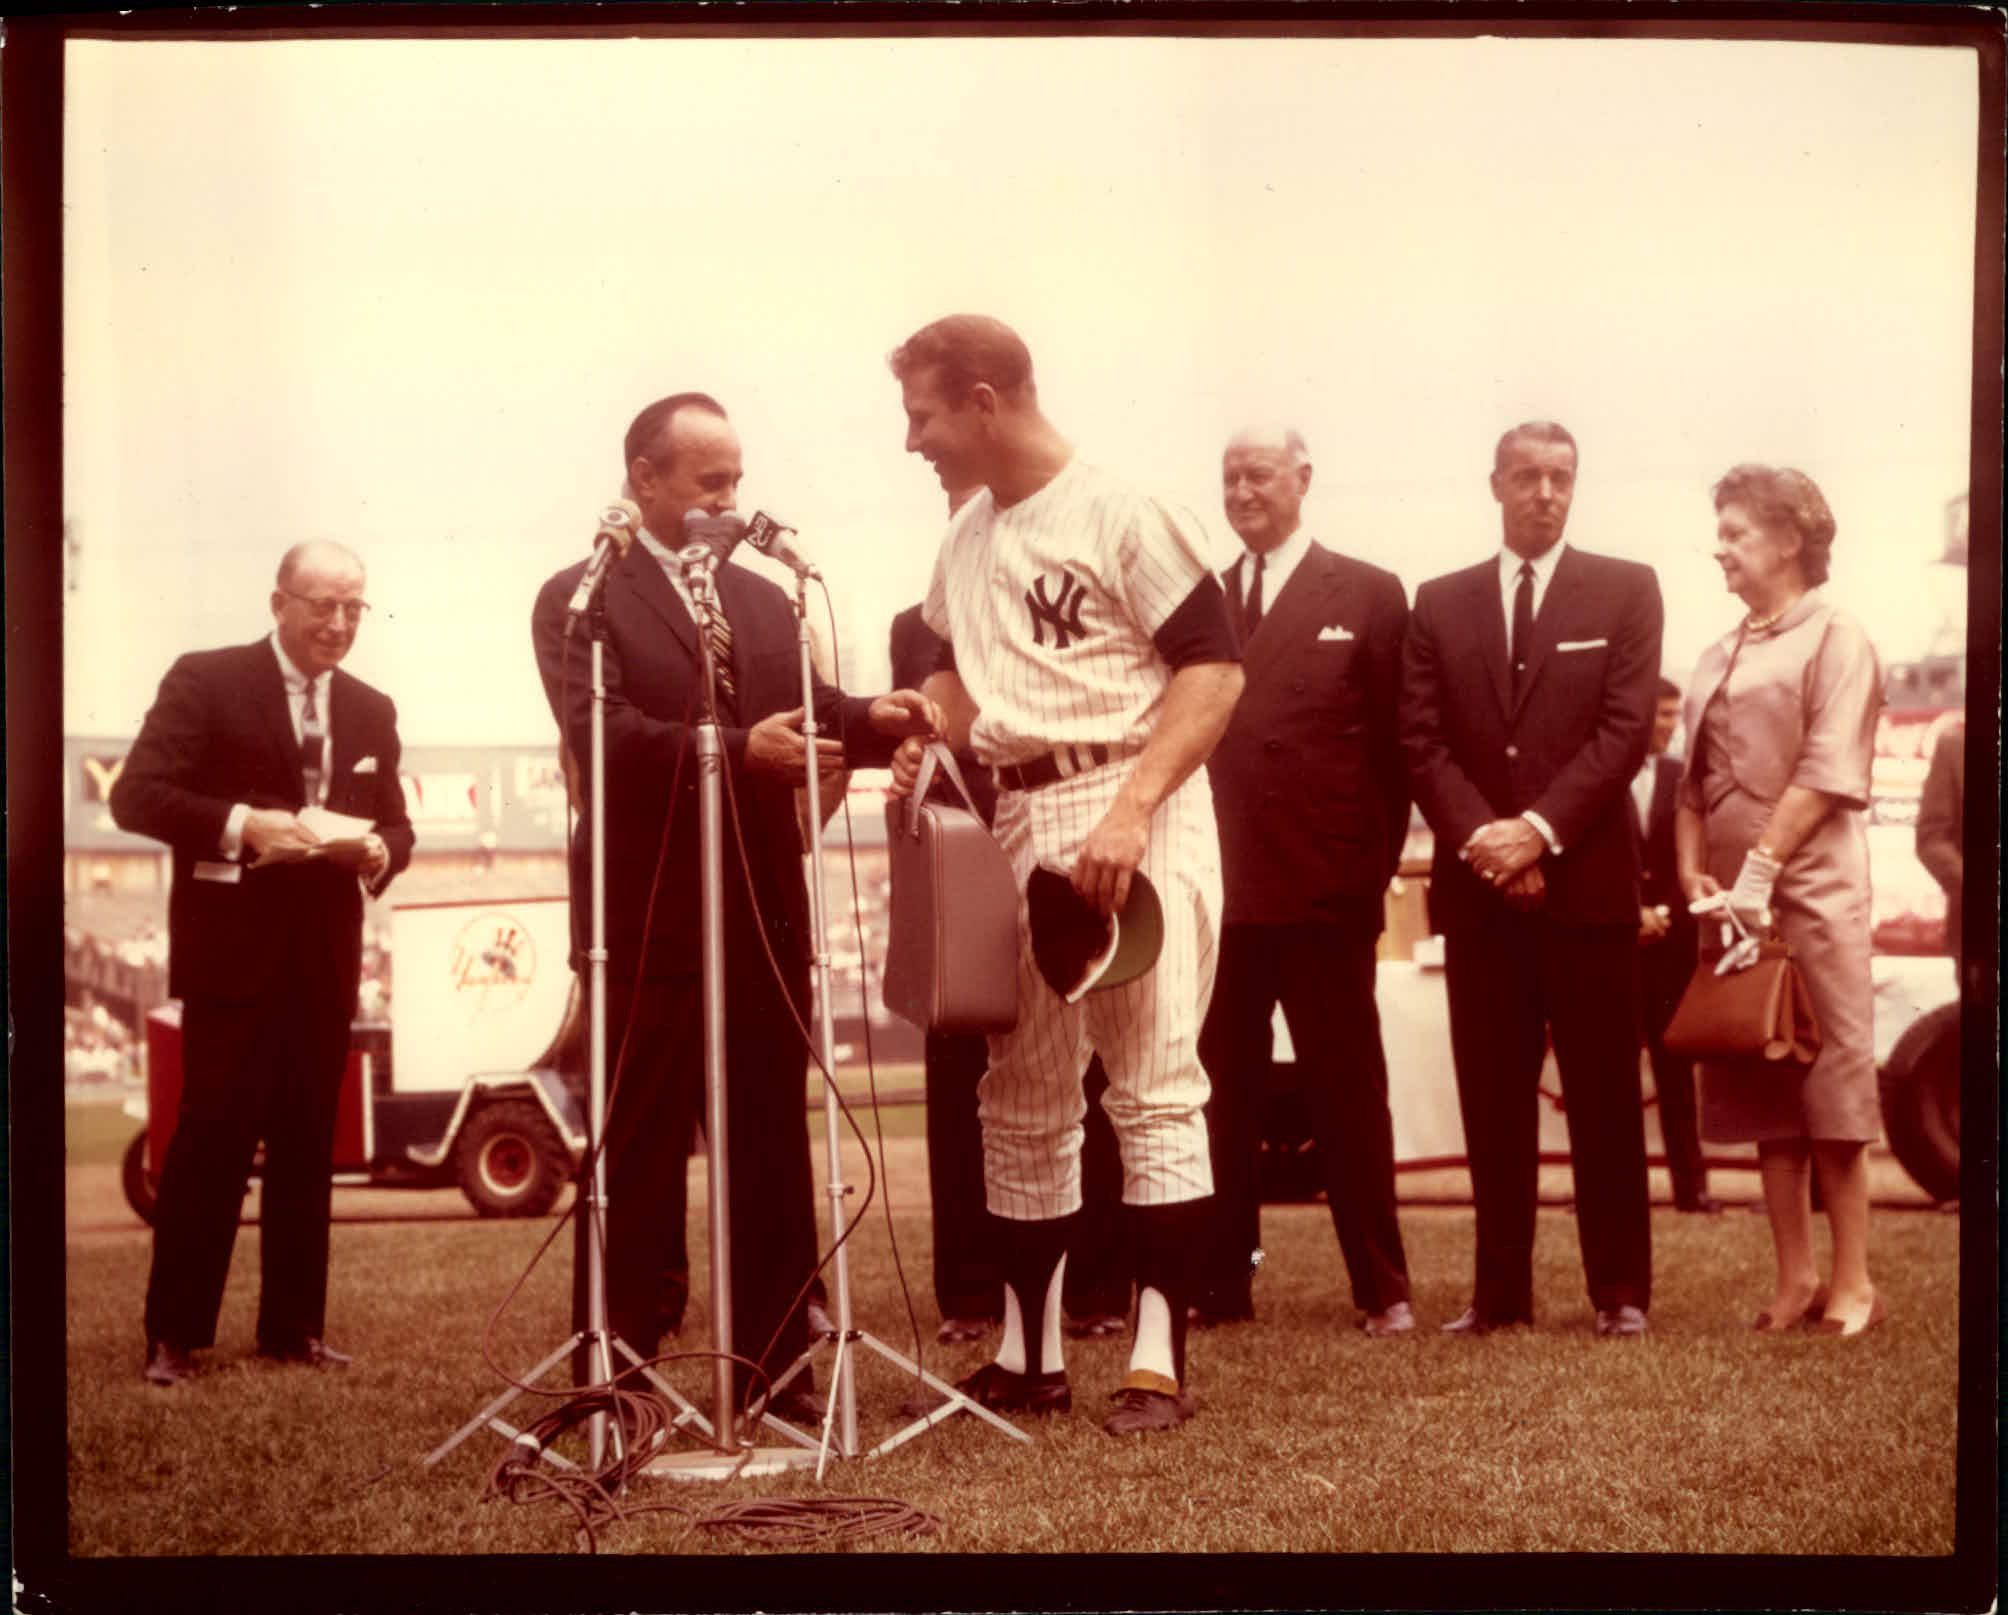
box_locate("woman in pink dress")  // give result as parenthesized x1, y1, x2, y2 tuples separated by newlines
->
(1674, 465, 1887, 1337)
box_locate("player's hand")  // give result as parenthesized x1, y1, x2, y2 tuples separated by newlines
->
(1638, 904, 1670, 944)
(243, 809, 322, 867)
(1500, 864, 1546, 912)
(745, 707, 845, 781)
(1074, 801, 1149, 918)
(1461, 816, 1545, 884)
(359, 832, 391, 883)
(868, 689, 943, 739)
(886, 735, 928, 799)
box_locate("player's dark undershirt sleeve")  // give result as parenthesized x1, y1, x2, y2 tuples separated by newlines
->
(1151, 576, 1241, 670)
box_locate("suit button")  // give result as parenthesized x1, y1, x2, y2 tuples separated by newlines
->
(1292, 679, 1307, 694)
(1264, 739, 1281, 753)
(1505, 744, 1520, 758)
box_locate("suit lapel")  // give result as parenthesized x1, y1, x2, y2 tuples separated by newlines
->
(1470, 563, 1512, 720)
(247, 640, 306, 801)
(620, 543, 702, 664)
(1240, 543, 1331, 682)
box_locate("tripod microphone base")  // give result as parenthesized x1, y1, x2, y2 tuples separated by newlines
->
(644, 1446, 824, 1483)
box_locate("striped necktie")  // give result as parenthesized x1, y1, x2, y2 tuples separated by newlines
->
(699, 597, 738, 710)
(300, 679, 326, 806)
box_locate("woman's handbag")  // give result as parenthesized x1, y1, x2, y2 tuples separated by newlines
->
(1662, 894, 1822, 1065)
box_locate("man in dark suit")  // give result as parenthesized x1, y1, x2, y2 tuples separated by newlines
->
(111, 541, 414, 1386)
(531, 392, 937, 1416)
(1400, 421, 1662, 1337)
(1196, 424, 1414, 1335)
(1634, 676, 1719, 1213)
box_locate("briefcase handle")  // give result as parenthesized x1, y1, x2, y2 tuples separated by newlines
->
(906, 741, 982, 837)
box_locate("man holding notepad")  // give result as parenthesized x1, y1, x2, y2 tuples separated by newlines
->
(111, 539, 414, 1387)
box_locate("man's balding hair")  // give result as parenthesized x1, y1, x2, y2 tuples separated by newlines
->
(276, 541, 365, 590)
(623, 392, 729, 475)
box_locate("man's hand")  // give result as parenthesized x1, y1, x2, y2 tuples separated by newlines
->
(359, 831, 390, 883)
(886, 734, 928, 799)
(1073, 800, 1149, 918)
(1680, 870, 1723, 909)
(1638, 904, 1670, 944)
(1461, 816, 1545, 885)
(745, 707, 845, 781)
(1500, 864, 1546, 912)
(243, 809, 322, 868)
(868, 689, 943, 739)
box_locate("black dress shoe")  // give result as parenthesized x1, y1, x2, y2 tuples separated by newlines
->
(143, 1340, 196, 1387)
(1674, 1192, 1724, 1215)
(1439, 1306, 1530, 1336)
(1594, 1305, 1649, 1338)
(945, 1360, 1072, 1415)
(256, 1337, 353, 1368)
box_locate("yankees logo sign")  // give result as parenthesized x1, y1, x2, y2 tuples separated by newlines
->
(1025, 568, 1092, 650)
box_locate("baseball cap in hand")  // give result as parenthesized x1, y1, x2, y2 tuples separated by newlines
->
(1027, 865, 1164, 1004)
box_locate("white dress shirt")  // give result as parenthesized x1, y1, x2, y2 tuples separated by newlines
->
(638, 523, 726, 624)
(219, 635, 330, 858)
(1225, 524, 1313, 611)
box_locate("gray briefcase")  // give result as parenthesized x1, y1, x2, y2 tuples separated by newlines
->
(882, 744, 1020, 1035)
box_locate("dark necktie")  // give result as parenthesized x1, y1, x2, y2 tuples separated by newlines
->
(699, 596, 738, 710)
(1510, 560, 1535, 697)
(300, 680, 325, 806)
(1242, 552, 1266, 639)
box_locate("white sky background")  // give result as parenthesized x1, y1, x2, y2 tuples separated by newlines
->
(63, 33, 1978, 747)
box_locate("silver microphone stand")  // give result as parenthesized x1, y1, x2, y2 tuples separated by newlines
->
(755, 569, 1031, 1474)
(425, 580, 708, 1478)
(646, 548, 831, 1481)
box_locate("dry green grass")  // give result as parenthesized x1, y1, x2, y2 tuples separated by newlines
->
(64, 1105, 1961, 1563)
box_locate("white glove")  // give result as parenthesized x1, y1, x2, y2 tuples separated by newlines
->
(1727, 847, 1781, 931)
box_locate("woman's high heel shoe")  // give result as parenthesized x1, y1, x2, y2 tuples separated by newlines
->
(1808, 1293, 1887, 1337)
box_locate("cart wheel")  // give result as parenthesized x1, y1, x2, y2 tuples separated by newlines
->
(122, 1130, 159, 1225)
(1878, 1001, 1961, 1203)
(455, 1099, 568, 1218)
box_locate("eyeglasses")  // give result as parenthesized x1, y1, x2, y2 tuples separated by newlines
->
(281, 590, 371, 624)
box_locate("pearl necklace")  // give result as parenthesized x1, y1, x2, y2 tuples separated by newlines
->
(1744, 596, 1800, 633)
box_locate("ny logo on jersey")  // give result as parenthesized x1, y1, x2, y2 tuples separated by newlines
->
(1025, 569, 1092, 650)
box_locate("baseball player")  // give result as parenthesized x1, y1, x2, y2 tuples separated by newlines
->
(885, 314, 1244, 1435)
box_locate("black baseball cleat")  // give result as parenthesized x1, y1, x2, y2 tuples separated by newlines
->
(946, 1361, 1072, 1415)
(1102, 1382, 1196, 1435)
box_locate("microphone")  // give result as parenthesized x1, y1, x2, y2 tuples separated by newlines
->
(744, 510, 819, 580)
(564, 499, 641, 624)
(681, 508, 747, 568)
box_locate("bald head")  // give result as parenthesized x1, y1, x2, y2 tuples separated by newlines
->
(1221, 424, 1313, 553)
(276, 540, 365, 592)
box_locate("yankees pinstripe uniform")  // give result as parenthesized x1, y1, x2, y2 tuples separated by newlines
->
(922, 459, 1224, 1221)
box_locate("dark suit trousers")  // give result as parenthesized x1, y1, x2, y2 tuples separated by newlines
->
(574, 950, 821, 1396)
(925, 1036, 1129, 1320)
(1443, 916, 1652, 1318)
(1639, 930, 1707, 1195)
(144, 983, 351, 1350)
(1198, 915, 1411, 1316)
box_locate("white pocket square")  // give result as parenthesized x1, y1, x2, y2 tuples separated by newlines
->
(352, 756, 378, 774)
(1556, 638, 1609, 652)
(1317, 624, 1355, 642)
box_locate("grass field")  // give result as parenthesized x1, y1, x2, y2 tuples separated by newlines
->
(61, 1101, 1963, 1567)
